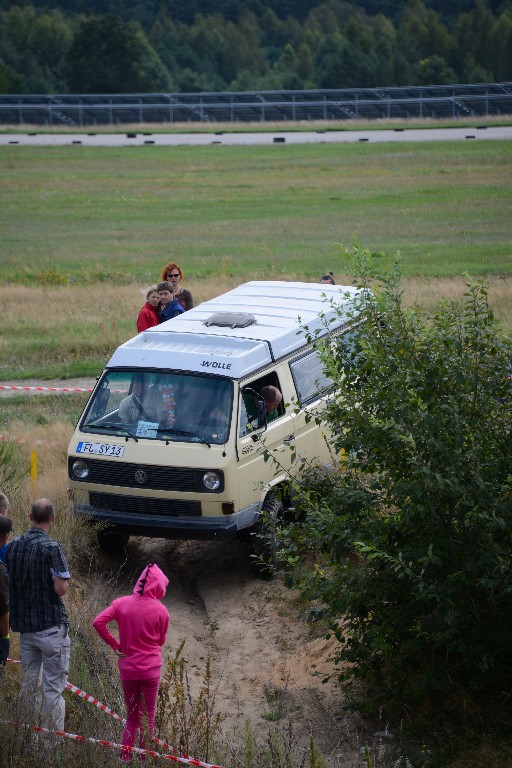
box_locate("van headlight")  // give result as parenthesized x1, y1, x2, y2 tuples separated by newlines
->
(202, 471, 221, 491)
(72, 460, 90, 480)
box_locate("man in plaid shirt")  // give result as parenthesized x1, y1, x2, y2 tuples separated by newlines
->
(6, 498, 71, 731)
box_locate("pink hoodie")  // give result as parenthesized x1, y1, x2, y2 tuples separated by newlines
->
(93, 563, 170, 681)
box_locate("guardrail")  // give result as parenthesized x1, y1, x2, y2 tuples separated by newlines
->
(1, 84, 511, 126)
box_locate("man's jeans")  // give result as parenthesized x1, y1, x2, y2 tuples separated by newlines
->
(20, 624, 70, 731)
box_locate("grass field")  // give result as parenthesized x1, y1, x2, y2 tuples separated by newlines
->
(1, 137, 511, 379)
(2, 140, 511, 283)
(1, 131, 511, 768)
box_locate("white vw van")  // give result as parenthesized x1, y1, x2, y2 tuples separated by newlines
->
(67, 281, 362, 551)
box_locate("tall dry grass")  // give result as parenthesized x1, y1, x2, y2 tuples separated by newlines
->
(1, 275, 511, 380)
(2, 274, 512, 329)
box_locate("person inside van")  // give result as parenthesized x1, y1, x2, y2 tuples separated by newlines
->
(259, 385, 283, 422)
(240, 384, 283, 436)
(118, 374, 157, 424)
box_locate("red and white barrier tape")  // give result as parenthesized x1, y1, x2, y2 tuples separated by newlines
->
(0, 385, 128, 394)
(67, 683, 182, 756)
(66, 682, 124, 723)
(5, 660, 223, 768)
(0, 434, 61, 447)
(0, 385, 93, 393)
(0, 720, 223, 766)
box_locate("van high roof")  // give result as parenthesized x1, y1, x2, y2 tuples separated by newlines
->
(108, 281, 362, 379)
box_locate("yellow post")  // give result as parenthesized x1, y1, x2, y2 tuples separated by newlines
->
(340, 447, 347, 471)
(31, 450, 38, 499)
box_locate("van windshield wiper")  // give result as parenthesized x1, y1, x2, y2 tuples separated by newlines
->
(85, 419, 122, 429)
(156, 427, 211, 448)
(84, 421, 138, 441)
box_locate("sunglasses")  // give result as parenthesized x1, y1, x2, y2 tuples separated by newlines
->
(167, 273, 180, 278)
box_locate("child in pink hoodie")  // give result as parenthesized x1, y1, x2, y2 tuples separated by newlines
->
(93, 563, 170, 761)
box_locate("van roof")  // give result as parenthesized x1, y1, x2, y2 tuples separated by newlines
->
(108, 281, 362, 379)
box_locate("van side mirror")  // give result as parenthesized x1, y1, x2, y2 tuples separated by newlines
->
(255, 399, 267, 428)
(241, 387, 268, 433)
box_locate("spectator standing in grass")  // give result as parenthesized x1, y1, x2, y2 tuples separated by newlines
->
(157, 282, 185, 322)
(0, 515, 13, 669)
(161, 262, 193, 311)
(6, 499, 71, 731)
(320, 272, 335, 285)
(0, 491, 9, 566)
(136, 287, 160, 332)
(93, 563, 170, 762)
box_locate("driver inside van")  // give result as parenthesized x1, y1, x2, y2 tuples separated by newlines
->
(118, 373, 158, 424)
(259, 385, 283, 421)
(240, 384, 283, 436)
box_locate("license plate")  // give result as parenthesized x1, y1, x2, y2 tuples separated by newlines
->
(76, 441, 125, 458)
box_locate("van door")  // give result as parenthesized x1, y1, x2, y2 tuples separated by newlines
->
(235, 372, 295, 526)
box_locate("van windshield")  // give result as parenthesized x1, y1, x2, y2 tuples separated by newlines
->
(81, 370, 233, 445)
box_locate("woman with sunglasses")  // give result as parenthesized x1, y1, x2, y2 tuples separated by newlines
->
(161, 262, 193, 311)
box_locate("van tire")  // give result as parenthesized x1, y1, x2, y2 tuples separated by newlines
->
(250, 495, 284, 578)
(97, 530, 129, 552)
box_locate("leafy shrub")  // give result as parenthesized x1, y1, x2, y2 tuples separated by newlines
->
(279, 244, 512, 710)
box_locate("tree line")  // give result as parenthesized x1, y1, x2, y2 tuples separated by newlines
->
(0, 0, 511, 94)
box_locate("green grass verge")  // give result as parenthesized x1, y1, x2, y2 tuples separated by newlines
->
(1, 140, 512, 283)
(0, 394, 89, 429)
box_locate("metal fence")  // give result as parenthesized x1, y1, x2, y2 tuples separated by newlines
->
(1, 83, 511, 126)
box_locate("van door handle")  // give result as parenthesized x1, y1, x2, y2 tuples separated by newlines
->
(283, 434, 295, 445)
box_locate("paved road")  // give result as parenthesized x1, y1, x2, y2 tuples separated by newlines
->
(1, 125, 511, 147)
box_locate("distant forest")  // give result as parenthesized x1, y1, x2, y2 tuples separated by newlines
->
(1, 0, 511, 93)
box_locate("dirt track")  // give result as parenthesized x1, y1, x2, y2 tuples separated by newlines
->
(97, 535, 370, 767)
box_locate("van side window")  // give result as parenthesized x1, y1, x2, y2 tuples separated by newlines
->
(290, 349, 334, 406)
(239, 374, 284, 437)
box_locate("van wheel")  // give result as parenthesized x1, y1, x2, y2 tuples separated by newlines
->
(97, 530, 129, 552)
(250, 495, 284, 579)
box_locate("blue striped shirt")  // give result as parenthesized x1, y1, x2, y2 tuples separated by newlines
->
(6, 528, 70, 632)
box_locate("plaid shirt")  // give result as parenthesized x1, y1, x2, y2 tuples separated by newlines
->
(0, 562, 8, 619)
(6, 528, 70, 632)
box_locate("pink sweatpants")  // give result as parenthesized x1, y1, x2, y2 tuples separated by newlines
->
(120, 676, 160, 761)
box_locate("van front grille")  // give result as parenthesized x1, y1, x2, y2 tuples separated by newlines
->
(69, 457, 200, 492)
(90, 492, 201, 517)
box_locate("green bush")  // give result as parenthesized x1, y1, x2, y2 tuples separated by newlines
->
(280, 244, 512, 710)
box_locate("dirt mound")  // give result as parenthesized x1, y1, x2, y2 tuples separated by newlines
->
(104, 536, 369, 767)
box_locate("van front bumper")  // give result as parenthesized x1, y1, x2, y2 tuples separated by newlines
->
(74, 502, 239, 540)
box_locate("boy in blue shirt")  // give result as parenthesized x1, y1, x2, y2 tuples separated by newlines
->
(157, 282, 185, 323)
